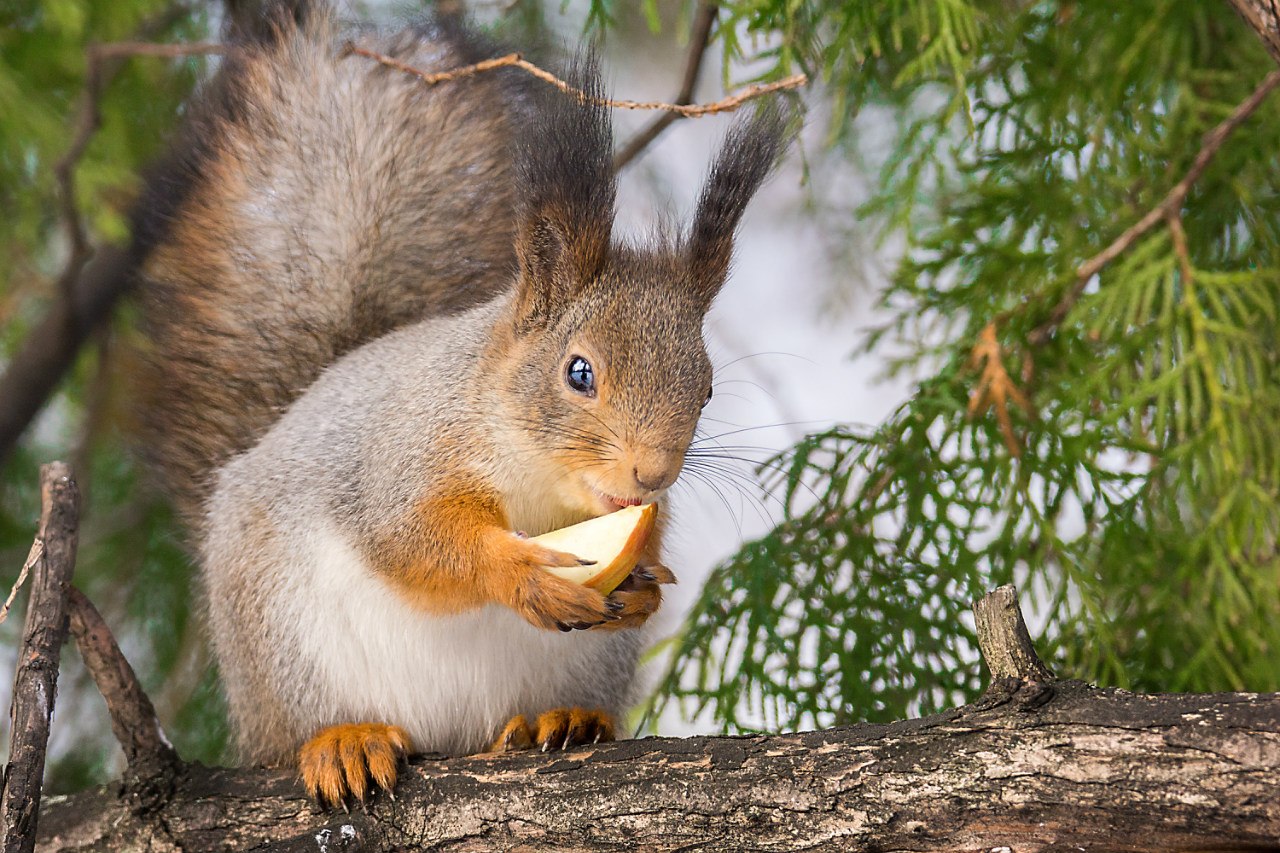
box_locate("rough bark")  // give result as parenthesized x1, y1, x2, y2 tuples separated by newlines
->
(1, 464, 80, 853)
(1228, 0, 1280, 64)
(32, 680, 1280, 853)
(973, 584, 1055, 684)
(65, 587, 179, 779)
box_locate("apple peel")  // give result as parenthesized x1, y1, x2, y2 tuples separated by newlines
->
(534, 504, 658, 595)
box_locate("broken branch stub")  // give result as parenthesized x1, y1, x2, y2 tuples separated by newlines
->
(972, 584, 1055, 685)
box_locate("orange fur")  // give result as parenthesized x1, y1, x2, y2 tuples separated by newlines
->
(298, 723, 410, 807)
(489, 708, 615, 753)
(362, 475, 619, 629)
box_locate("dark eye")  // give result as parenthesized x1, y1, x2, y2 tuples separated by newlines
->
(702, 383, 713, 409)
(565, 355, 596, 396)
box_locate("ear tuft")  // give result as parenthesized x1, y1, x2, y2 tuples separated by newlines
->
(514, 51, 617, 329)
(685, 101, 792, 308)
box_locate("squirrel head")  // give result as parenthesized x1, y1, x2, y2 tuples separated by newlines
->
(495, 56, 790, 517)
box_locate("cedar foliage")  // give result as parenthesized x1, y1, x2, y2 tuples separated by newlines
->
(2, 0, 1277, 787)
(652, 0, 1280, 730)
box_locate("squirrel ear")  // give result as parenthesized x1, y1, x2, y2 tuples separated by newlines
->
(513, 52, 617, 330)
(685, 102, 791, 309)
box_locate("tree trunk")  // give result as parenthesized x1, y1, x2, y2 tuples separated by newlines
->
(34, 680, 1280, 852)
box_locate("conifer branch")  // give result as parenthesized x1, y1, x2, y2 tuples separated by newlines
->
(1028, 68, 1280, 346)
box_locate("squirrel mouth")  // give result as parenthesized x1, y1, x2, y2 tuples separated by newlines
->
(590, 487, 644, 512)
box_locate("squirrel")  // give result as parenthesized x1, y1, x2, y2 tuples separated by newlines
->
(130, 1, 787, 806)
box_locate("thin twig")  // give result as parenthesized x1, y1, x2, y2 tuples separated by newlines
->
(1028, 69, 1280, 346)
(91, 41, 225, 60)
(0, 540, 44, 627)
(344, 42, 805, 118)
(0, 463, 80, 853)
(67, 586, 179, 772)
(613, 1, 719, 170)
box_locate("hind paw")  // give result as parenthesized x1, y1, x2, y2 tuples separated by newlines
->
(489, 708, 615, 753)
(298, 722, 411, 808)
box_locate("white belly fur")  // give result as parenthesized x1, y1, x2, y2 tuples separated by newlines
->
(279, 525, 641, 755)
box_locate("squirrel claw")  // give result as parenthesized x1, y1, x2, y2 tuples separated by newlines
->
(487, 708, 615, 754)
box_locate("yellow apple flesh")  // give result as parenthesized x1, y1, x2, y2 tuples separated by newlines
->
(534, 503, 658, 594)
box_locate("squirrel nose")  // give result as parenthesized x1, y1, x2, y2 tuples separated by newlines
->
(632, 453, 681, 493)
(633, 467, 665, 492)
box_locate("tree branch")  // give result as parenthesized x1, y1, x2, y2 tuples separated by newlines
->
(1227, 0, 1280, 64)
(1028, 68, 1280, 346)
(0, 245, 136, 469)
(66, 587, 178, 776)
(32, 681, 1280, 852)
(613, 1, 719, 170)
(343, 41, 804, 119)
(0, 463, 80, 853)
(0, 36, 222, 469)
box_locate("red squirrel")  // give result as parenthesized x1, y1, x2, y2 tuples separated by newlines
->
(132, 2, 787, 806)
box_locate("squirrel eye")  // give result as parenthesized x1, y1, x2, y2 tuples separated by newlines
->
(565, 355, 596, 397)
(702, 384, 713, 409)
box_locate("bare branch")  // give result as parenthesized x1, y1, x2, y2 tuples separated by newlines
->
(0, 463, 80, 853)
(0, 244, 136, 468)
(0, 34, 223, 467)
(67, 587, 179, 773)
(1028, 68, 1280, 346)
(52, 39, 223, 299)
(91, 42, 224, 60)
(613, 1, 719, 170)
(343, 42, 805, 118)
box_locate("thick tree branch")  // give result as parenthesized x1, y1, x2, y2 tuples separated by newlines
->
(0, 463, 80, 853)
(0, 245, 136, 468)
(32, 681, 1280, 852)
(0, 32, 222, 469)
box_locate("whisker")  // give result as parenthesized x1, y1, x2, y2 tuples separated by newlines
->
(713, 351, 815, 372)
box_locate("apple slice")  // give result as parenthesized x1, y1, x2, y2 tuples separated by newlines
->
(534, 504, 658, 594)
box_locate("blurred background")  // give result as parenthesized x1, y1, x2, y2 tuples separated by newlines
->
(3, 0, 1280, 791)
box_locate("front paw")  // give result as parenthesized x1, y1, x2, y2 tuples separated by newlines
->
(597, 563, 676, 631)
(489, 533, 619, 631)
(298, 722, 411, 809)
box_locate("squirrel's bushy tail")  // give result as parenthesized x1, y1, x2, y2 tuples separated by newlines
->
(132, 6, 532, 539)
